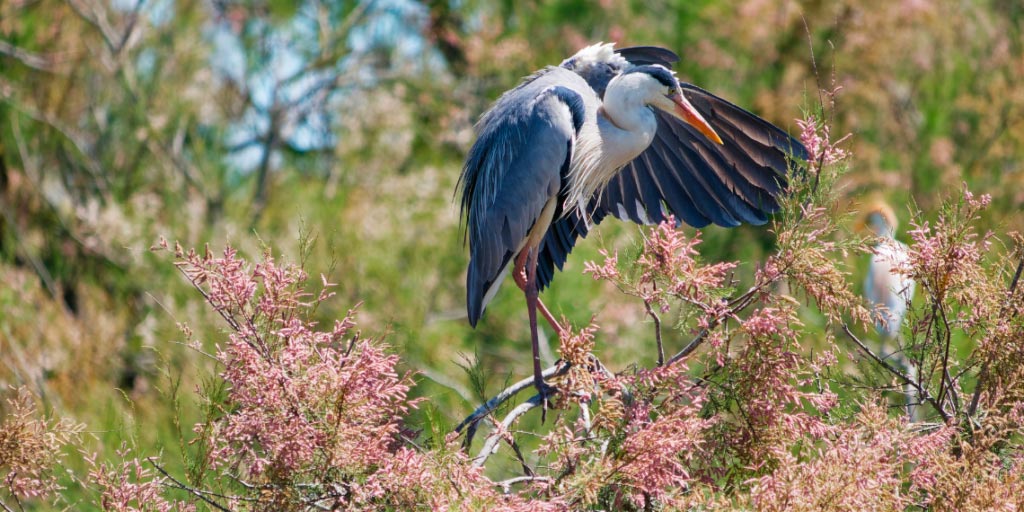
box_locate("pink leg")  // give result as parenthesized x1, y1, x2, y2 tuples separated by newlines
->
(522, 246, 555, 407)
(513, 250, 566, 336)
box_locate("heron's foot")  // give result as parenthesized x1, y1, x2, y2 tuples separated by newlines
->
(513, 250, 530, 290)
(534, 379, 558, 423)
(513, 268, 528, 290)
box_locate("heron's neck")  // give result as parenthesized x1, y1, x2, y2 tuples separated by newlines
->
(602, 78, 658, 148)
(565, 76, 658, 218)
(870, 216, 895, 239)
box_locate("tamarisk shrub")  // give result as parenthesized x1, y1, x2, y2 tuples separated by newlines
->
(460, 115, 1024, 510)
(0, 387, 83, 509)
(12, 112, 1016, 510)
(162, 241, 550, 511)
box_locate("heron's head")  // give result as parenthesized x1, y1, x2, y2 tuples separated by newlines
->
(561, 42, 628, 97)
(625, 65, 723, 145)
(856, 201, 899, 237)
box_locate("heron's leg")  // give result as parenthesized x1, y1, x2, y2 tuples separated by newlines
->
(901, 346, 919, 422)
(513, 250, 566, 337)
(523, 246, 555, 409)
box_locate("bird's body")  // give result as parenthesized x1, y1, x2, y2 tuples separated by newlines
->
(865, 237, 914, 340)
(458, 43, 807, 397)
(861, 204, 918, 419)
(862, 206, 915, 340)
(460, 66, 595, 321)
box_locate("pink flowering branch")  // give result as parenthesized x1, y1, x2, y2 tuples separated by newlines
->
(968, 252, 1024, 418)
(796, 112, 850, 195)
(0, 387, 83, 508)
(147, 167, 1024, 510)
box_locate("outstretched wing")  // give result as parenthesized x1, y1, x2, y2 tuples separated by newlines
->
(604, 83, 805, 227)
(459, 67, 588, 325)
(536, 46, 807, 290)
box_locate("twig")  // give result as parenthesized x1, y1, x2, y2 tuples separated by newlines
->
(508, 438, 535, 477)
(455, 363, 567, 436)
(643, 298, 665, 366)
(802, 14, 825, 194)
(495, 476, 553, 494)
(667, 327, 711, 366)
(147, 458, 233, 511)
(472, 395, 543, 468)
(936, 304, 960, 416)
(842, 324, 950, 422)
(665, 282, 769, 367)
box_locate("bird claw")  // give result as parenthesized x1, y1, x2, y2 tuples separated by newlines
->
(534, 380, 558, 423)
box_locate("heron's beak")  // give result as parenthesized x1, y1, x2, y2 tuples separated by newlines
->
(667, 90, 723, 145)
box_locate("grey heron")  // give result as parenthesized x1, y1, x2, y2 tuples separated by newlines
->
(458, 43, 807, 399)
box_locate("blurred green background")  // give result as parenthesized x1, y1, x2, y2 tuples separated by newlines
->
(1, 0, 1022, 505)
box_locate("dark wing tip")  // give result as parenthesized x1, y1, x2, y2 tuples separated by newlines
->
(615, 46, 680, 68)
(681, 82, 808, 161)
(466, 277, 484, 327)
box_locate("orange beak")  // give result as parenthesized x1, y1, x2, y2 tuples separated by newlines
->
(669, 90, 723, 145)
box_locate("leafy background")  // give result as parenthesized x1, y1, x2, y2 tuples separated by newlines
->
(1, 0, 1023, 509)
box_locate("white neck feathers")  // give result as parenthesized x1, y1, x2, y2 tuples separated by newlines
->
(566, 73, 659, 218)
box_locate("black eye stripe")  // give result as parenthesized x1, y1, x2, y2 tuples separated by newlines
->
(624, 65, 676, 87)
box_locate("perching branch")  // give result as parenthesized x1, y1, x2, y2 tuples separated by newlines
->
(455, 362, 568, 439)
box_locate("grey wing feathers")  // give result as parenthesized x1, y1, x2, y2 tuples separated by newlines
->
(459, 68, 587, 325)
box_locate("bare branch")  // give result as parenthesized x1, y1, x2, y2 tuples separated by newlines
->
(495, 475, 553, 494)
(454, 363, 567, 437)
(66, 0, 121, 56)
(643, 298, 665, 366)
(842, 324, 950, 422)
(0, 40, 59, 72)
(472, 394, 543, 468)
(147, 458, 233, 511)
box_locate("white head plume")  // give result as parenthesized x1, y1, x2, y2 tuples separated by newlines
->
(560, 42, 629, 71)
